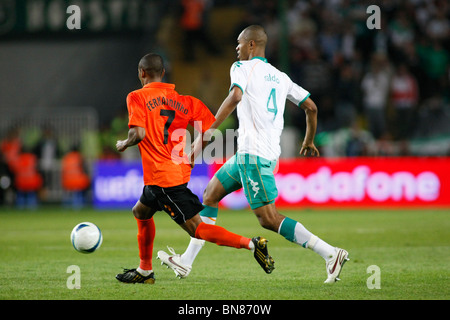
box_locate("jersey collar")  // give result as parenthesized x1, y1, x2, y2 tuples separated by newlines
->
(143, 82, 175, 90)
(251, 56, 268, 63)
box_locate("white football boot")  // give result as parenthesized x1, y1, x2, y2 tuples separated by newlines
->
(324, 248, 349, 284)
(157, 247, 192, 279)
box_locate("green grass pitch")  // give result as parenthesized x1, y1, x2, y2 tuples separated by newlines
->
(0, 206, 448, 301)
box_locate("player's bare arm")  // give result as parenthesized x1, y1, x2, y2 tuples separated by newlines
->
(116, 126, 146, 152)
(189, 86, 242, 167)
(299, 97, 320, 157)
(209, 86, 242, 134)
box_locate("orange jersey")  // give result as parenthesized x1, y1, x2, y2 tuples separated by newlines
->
(127, 82, 215, 187)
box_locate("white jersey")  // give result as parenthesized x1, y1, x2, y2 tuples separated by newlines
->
(230, 57, 310, 160)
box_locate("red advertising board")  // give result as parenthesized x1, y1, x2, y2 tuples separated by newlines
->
(211, 157, 450, 208)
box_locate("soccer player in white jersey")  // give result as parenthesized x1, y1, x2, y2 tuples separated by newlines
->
(158, 25, 349, 284)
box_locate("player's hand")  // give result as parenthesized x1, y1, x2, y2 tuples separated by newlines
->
(300, 142, 320, 157)
(116, 140, 128, 152)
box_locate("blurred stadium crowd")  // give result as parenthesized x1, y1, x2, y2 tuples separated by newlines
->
(240, 0, 449, 157)
(1, 0, 449, 207)
(105, 0, 450, 158)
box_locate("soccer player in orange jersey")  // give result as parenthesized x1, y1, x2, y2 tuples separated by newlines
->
(115, 53, 274, 284)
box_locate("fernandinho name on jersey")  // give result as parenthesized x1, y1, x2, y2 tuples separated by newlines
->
(146, 96, 188, 115)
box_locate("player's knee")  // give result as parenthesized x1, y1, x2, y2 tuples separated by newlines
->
(202, 177, 226, 206)
(132, 202, 151, 220)
(203, 187, 218, 206)
(132, 205, 142, 219)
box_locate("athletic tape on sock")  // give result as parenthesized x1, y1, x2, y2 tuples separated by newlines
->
(308, 235, 319, 249)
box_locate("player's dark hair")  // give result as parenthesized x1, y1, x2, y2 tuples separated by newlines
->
(138, 53, 164, 78)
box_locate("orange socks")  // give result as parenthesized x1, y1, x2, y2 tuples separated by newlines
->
(194, 222, 251, 249)
(136, 217, 155, 271)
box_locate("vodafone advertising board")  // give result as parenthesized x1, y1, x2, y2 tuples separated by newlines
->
(93, 157, 449, 209)
(214, 157, 450, 209)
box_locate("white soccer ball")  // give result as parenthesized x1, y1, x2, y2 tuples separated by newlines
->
(71, 222, 103, 253)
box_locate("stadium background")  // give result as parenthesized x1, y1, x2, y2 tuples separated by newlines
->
(0, 0, 449, 209)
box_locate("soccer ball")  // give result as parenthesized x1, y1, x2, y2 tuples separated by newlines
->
(71, 222, 103, 253)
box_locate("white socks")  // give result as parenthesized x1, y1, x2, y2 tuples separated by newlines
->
(307, 235, 336, 261)
(181, 237, 205, 266)
(278, 217, 335, 261)
(180, 214, 212, 266)
(137, 267, 152, 276)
